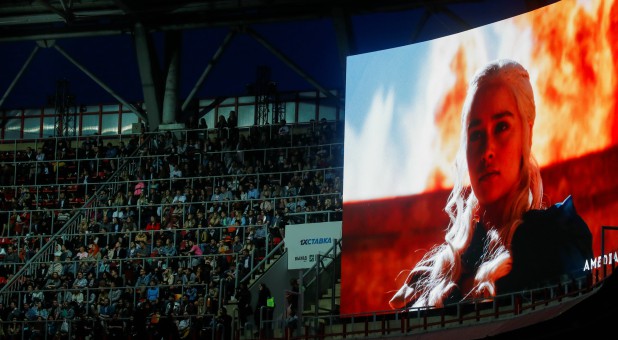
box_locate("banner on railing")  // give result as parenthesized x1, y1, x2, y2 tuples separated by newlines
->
(285, 221, 342, 270)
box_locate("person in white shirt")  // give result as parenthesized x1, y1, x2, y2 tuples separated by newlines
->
(172, 189, 186, 204)
(170, 164, 182, 179)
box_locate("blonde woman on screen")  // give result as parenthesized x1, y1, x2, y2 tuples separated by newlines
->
(389, 59, 593, 309)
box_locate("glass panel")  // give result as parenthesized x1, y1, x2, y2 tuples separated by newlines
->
(238, 105, 254, 127)
(42, 117, 55, 138)
(85, 105, 99, 114)
(102, 104, 120, 113)
(23, 118, 41, 139)
(81, 114, 99, 135)
(198, 99, 214, 107)
(285, 102, 297, 124)
(24, 108, 41, 116)
(318, 105, 336, 122)
(5, 109, 22, 118)
(298, 102, 316, 123)
(220, 97, 236, 105)
(121, 113, 139, 134)
(1, 91, 342, 140)
(4, 118, 21, 140)
(199, 108, 215, 130)
(101, 114, 119, 135)
(238, 95, 254, 104)
(218, 108, 236, 123)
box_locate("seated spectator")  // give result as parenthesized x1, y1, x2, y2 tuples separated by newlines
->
(109, 268, 124, 288)
(127, 241, 139, 258)
(145, 216, 161, 232)
(72, 289, 85, 307)
(247, 183, 260, 200)
(24, 302, 37, 321)
(73, 272, 88, 289)
(172, 188, 186, 204)
(135, 231, 149, 244)
(151, 237, 164, 254)
(31, 285, 45, 305)
(185, 239, 203, 267)
(111, 208, 125, 221)
(59, 300, 75, 320)
(60, 285, 74, 305)
(177, 311, 192, 339)
(123, 216, 137, 232)
(253, 223, 267, 249)
(60, 242, 74, 261)
(231, 236, 244, 253)
(135, 267, 152, 294)
(135, 240, 150, 258)
(109, 281, 122, 307)
(108, 241, 127, 263)
(134, 176, 145, 197)
(160, 238, 177, 257)
(161, 268, 175, 286)
(47, 254, 64, 277)
(185, 285, 198, 303)
(220, 186, 233, 201)
(238, 249, 252, 279)
(86, 272, 98, 290)
(222, 235, 233, 251)
(183, 212, 196, 230)
(98, 297, 115, 327)
(179, 267, 196, 286)
(98, 256, 111, 276)
(146, 280, 159, 303)
(204, 239, 218, 255)
(4, 245, 20, 264)
(7, 316, 21, 337)
(87, 243, 101, 261)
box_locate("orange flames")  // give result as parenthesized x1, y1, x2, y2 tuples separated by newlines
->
(521, 0, 618, 165)
(427, 47, 469, 190)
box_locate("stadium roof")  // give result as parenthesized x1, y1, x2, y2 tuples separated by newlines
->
(0, 0, 557, 126)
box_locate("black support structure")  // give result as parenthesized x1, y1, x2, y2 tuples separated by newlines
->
(49, 79, 77, 137)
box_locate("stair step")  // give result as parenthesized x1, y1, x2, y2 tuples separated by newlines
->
(303, 282, 341, 315)
(327, 285, 341, 297)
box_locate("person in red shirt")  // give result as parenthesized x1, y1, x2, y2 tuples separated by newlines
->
(145, 215, 161, 231)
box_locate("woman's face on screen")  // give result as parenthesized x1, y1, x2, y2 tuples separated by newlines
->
(466, 82, 524, 213)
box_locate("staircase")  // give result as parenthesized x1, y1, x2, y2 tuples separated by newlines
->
(303, 278, 340, 317)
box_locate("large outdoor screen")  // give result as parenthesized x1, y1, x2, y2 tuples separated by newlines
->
(342, 0, 618, 314)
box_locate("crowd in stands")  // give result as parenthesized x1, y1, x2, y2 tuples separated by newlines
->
(0, 115, 343, 339)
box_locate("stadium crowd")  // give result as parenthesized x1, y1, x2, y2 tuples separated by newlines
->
(0, 115, 343, 339)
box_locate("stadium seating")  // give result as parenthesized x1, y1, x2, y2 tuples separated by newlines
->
(0, 122, 343, 339)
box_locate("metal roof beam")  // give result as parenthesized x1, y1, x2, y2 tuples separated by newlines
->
(245, 26, 336, 99)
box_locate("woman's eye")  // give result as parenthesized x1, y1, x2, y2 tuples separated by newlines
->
(469, 130, 482, 142)
(495, 121, 510, 133)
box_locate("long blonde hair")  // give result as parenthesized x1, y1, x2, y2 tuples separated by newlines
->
(390, 59, 543, 309)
